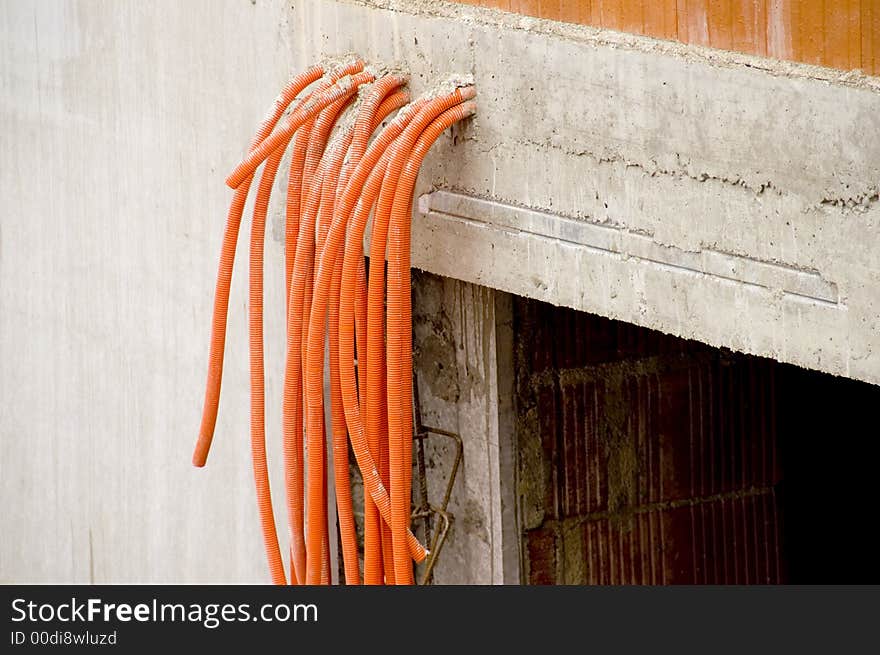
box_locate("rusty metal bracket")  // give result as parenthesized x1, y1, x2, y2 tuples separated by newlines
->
(412, 375, 463, 585)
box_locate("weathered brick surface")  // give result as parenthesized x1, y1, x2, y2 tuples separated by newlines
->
(516, 298, 784, 584)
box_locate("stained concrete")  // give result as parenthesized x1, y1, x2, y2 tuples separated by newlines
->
(1, 0, 878, 583)
(410, 271, 518, 584)
(296, 0, 880, 385)
(1, 0, 302, 583)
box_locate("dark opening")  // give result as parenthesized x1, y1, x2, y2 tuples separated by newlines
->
(514, 295, 880, 584)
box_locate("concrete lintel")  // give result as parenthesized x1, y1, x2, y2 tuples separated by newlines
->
(304, 0, 880, 385)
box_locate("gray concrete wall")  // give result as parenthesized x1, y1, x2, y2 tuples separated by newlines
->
(0, 0, 302, 583)
(2, 0, 878, 583)
(306, 0, 880, 386)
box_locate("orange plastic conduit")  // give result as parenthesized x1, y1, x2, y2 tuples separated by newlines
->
(342, 91, 472, 581)
(363, 88, 474, 583)
(307, 95, 364, 585)
(307, 83, 409, 585)
(283, 62, 364, 582)
(340, 151, 399, 583)
(249, 61, 365, 586)
(343, 96, 432, 583)
(348, 89, 411, 405)
(282, 118, 313, 585)
(226, 71, 373, 190)
(311, 99, 359, 586)
(194, 60, 360, 470)
(248, 133, 297, 585)
(352, 88, 411, 406)
(285, 58, 363, 304)
(385, 94, 477, 584)
(196, 57, 476, 586)
(305, 123, 357, 584)
(349, 88, 411, 584)
(326, 83, 411, 585)
(283, 81, 373, 585)
(305, 75, 408, 584)
(283, 86, 371, 586)
(193, 65, 323, 469)
(279, 65, 363, 585)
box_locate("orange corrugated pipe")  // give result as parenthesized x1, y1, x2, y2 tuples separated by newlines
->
(195, 65, 331, 587)
(300, 82, 411, 586)
(193, 61, 361, 470)
(352, 88, 411, 576)
(324, 82, 411, 585)
(352, 90, 410, 428)
(248, 126, 299, 586)
(305, 74, 409, 584)
(336, 87, 475, 583)
(280, 62, 364, 585)
(196, 57, 475, 585)
(335, 96, 449, 569)
(226, 70, 374, 190)
(285, 59, 362, 301)
(324, 87, 411, 584)
(283, 78, 373, 586)
(351, 90, 414, 585)
(312, 126, 353, 585)
(339, 136, 409, 583)
(284, 84, 374, 585)
(385, 96, 477, 583)
(248, 62, 369, 586)
(193, 65, 323, 470)
(310, 96, 361, 586)
(362, 86, 475, 583)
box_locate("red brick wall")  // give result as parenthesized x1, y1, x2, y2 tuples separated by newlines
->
(515, 298, 784, 584)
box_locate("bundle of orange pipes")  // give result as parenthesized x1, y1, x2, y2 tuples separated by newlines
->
(191, 56, 476, 585)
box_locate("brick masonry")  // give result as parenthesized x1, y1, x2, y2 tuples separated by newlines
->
(515, 296, 785, 584)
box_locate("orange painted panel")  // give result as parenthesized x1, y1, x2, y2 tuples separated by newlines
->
(864, 1, 878, 74)
(766, 0, 793, 61)
(685, 0, 711, 47)
(456, 0, 880, 74)
(707, 0, 733, 51)
(731, 0, 768, 57)
(619, 0, 645, 34)
(596, 0, 625, 31)
(643, 0, 679, 41)
(481, 0, 512, 10)
(792, 1, 825, 65)
(538, 0, 561, 21)
(676, 0, 691, 43)
(559, 0, 591, 23)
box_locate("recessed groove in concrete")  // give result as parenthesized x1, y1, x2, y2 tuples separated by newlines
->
(420, 190, 840, 305)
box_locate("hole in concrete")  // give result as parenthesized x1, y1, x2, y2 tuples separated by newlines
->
(514, 295, 880, 584)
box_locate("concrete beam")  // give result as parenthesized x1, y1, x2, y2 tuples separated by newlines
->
(302, 0, 880, 385)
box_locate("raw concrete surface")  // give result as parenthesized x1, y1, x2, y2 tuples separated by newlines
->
(1, 0, 878, 583)
(307, 0, 880, 385)
(410, 272, 518, 584)
(1, 0, 302, 583)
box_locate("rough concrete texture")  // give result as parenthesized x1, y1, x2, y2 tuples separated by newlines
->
(411, 271, 518, 584)
(297, 0, 880, 385)
(1, 0, 878, 583)
(1, 0, 304, 582)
